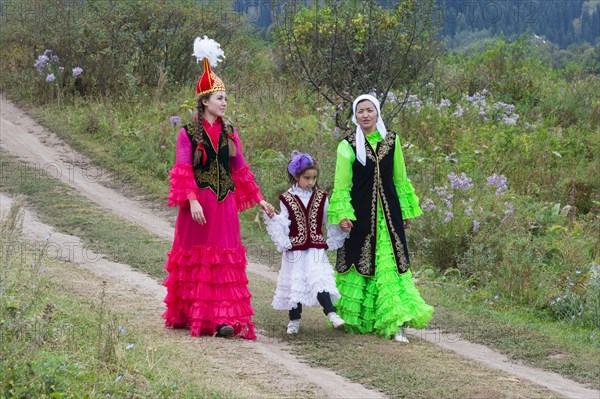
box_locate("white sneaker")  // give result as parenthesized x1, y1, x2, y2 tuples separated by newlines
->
(327, 312, 345, 329)
(393, 328, 409, 343)
(287, 319, 301, 334)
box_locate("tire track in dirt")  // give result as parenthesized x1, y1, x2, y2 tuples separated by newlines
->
(0, 193, 384, 399)
(0, 96, 385, 398)
(2, 96, 599, 399)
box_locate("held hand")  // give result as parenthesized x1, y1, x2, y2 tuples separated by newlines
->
(190, 200, 206, 224)
(339, 218, 354, 233)
(260, 200, 275, 219)
(404, 219, 411, 229)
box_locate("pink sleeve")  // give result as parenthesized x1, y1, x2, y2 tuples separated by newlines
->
(167, 128, 200, 207)
(230, 127, 264, 211)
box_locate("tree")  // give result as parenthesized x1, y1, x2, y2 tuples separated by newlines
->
(274, 0, 441, 128)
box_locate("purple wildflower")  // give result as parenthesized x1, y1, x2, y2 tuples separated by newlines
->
(465, 206, 473, 216)
(46, 74, 56, 83)
(443, 211, 454, 223)
(405, 94, 422, 113)
(72, 67, 83, 78)
(448, 172, 473, 190)
(502, 114, 518, 126)
(432, 186, 448, 197)
(58, 66, 64, 72)
(422, 198, 436, 212)
(453, 105, 464, 117)
(503, 202, 514, 216)
(51, 55, 59, 63)
(440, 99, 451, 108)
(34, 55, 49, 74)
(486, 174, 508, 195)
(169, 116, 180, 126)
(473, 220, 481, 232)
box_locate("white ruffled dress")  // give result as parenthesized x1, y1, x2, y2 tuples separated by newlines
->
(264, 186, 348, 310)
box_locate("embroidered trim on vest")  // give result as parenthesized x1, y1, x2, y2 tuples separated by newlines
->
(280, 189, 328, 251)
(336, 131, 410, 276)
(184, 120, 235, 202)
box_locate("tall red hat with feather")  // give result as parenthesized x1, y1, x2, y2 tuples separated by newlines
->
(193, 36, 225, 96)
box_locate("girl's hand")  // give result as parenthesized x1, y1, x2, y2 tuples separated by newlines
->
(339, 218, 354, 233)
(404, 219, 411, 229)
(260, 200, 275, 219)
(190, 200, 206, 224)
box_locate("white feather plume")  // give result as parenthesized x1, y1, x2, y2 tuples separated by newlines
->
(193, 36, 225, 67)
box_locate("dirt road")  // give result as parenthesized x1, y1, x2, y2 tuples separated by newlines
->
(2, 95, 599, 399)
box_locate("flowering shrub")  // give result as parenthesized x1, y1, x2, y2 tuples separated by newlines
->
(33, 49, 83, 101)
(389, 88, 524, 128)
(414, 169, 514, 271)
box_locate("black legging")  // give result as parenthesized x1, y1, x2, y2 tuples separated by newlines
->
(289, 291, 336, 320)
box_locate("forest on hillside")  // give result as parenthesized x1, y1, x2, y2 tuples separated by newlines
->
(229, 0, 600, 48)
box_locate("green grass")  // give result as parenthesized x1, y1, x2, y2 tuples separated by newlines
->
(0, 149, 170, 280)
(0, 151, 579, 398)
(250, 278, 560, 399)
(0, 226, 242, 398)
(420, 283, 600, 388)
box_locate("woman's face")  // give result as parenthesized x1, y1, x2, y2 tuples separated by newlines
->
(202, 91, 227, 119)
(295, 168, 318, 190)
(355, 100, 378, 133)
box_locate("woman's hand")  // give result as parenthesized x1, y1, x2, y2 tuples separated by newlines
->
(259, 200, 275, 219)
(190, 200, 206, 224)
(339, 218, 354, 233)
(404, 219, 411, 229)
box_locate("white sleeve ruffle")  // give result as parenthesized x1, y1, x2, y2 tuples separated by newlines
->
(263, 201, 292, 252)
(326, 223, 349, 250)
(323, 197, 348, 250)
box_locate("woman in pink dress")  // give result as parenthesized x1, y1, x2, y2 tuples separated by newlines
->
(162, 37, 275, 340)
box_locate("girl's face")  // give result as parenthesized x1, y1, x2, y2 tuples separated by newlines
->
(202, 91, 227, 119)
(355, 100, 377, 133)
(295, 168, 318, 190)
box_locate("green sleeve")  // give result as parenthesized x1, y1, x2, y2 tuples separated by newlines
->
(393, 135, 423, 219)
(328, 140, 357, 224)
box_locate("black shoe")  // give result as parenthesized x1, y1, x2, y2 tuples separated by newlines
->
(217, 324, 234, 338)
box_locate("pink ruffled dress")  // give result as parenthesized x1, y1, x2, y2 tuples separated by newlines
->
(162, 117, 263, 340)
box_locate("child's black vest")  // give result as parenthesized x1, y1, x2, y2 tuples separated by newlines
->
(184, 120, 235, 202)
(336, 131, 410, 276)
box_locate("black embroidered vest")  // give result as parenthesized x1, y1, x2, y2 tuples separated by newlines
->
(336, 131, 411, 276)
(279, 189, 328, 251)
(184, 120, 235, 202)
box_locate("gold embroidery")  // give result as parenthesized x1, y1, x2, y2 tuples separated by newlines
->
(336, 244, 347, 273)
(189, 121, 234, 202)
(282, 192, 307, 247)
(380, 191, 410, 272)
(308, 190, 326, 244)
(377, 131, 395, 159)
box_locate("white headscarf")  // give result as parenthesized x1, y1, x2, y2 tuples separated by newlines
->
(352, 94, 387, 166)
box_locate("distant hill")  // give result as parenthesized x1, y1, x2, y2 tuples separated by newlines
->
(230, 0, 600, 48)
(436, 0, 600, 48)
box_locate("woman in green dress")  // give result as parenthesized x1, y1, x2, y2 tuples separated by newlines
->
(329, 94, 434, 342)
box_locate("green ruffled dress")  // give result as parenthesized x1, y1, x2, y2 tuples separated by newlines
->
(328, 131, 434, 337)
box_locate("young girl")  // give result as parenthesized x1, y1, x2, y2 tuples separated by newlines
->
(264, 151, 347, 334)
